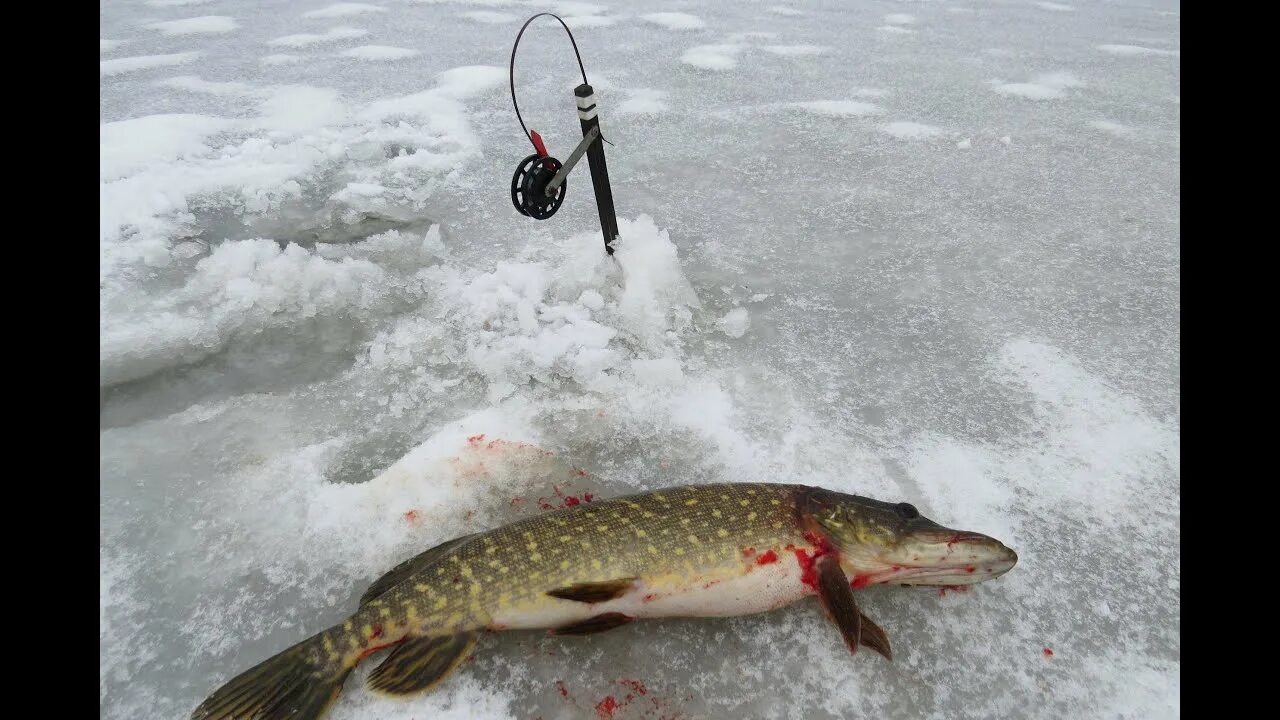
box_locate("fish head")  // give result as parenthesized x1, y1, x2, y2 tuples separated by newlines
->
(802, 488, 1018, 587)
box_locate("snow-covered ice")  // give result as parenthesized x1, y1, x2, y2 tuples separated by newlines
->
(102, 1, 1180, 718)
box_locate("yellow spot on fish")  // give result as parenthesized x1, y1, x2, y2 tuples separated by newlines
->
(561, 560, 571, 570)
(739, 500, 750, 507)
(486, 546, 497, 554)
(362, 625, 374, 638)
(344, 621, 353, 631)
(500, 566, 510, 574)
(451, 556, 461, 563)
(461, 566, 474, 578)
(488, 559, 500, 568)
(435, 597, 448, 609)
(648, 545, 659, 555)
(717, 529, 729, 537)
(597, 525, 609, 532)
(379, 607, 391, 618)
(530, 553, 542, 562)
(323, 635, 335, 652)
(625, 501, 641, 509)
(560, 535, 572, 542)
(643, 511, 655, 518)
(747, 512, 758, 521)
(747, 489, 757, 495)
(406, 606, 418, 622)
(772, 522, 783, 529)
(687, 534, 699, 544)
(591, 559, 602, 570)
(654, 494, 668, 503)
(635, 529, 648, 538)
(437, 567, 446, 575)
(527, 541, 538, 550)
(685, 499, 698, 506)
(712, 509, 722, 518)
(771, 499, 781, 506)
(470, 584, 480, 596)
(675, 547, 685, 556)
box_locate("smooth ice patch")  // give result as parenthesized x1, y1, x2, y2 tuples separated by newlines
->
(143, 16, 238, 35)
(1097, 44, 1179, 57)
(156, 75, 262, 97)
(562, 15, 615, 28)
(340, 45, 421, 60)
(461, 10, 517, 23)
(1088, 120, 1133, 136)
(795, 100, 884, 117)
(881, 121, 942, 139)
(762, 44, 829, 56)
(617, 88, 668, 115)
(261, 53, 303, 65)
(877, 25, 915, 35)
(269, 26, 369, 48)
(303, 3, 385, 19)
(884, 14, 916, 25)
(641, 12, 706, 31)
(101, 52, 199, 76)
(992, 71, 1084, 100)
(768, 5, 803, 16)
(681, 44, 742, 71)
(1036, 1, 1075, 10)
(101, 38, 126, 52)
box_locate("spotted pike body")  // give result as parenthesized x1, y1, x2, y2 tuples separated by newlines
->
(192, 483, 1017, 719)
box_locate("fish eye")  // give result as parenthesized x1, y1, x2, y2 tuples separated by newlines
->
(896, 503, 919, 519)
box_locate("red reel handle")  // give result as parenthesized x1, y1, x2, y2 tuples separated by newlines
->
(529, 130, 549, 158)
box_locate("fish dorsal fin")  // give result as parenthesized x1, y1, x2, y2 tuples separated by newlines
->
(815, 554, 862, 653)
(551, 612, 635, 635)
(858, 611, 893, 661)
(366, 632, 479, 696)
(360, 533, 479, 607)
(546, 578, 637, 603)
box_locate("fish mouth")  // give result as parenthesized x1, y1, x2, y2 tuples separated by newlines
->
(854, 532, 1019, 587)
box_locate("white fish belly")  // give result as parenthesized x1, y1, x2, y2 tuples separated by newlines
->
(492, 553, 814, 630)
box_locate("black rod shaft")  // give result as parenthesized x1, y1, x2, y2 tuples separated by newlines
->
(574, 83, 619, 254)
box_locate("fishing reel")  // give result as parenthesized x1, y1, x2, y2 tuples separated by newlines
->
(510, 135, 566, 220)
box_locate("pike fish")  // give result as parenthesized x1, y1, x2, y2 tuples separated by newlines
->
(192, 483, 1017, 719)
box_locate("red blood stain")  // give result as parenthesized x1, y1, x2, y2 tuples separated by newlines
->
(850, 574, 873, 589)
(756, 549, 779, 565)
(1043, 647, 1054, 658)
(584, 493, 595, 503)
(595, 695, 619, 718)
(403, 510, 418, 522)
(467, 434, 485, 444)
(564, 496, 581, 507)
(793, 531, 834, 589)
(576, 468, 589, 477)
(371, 625, 383, 639)
(538, 500, 555, 511)
(965, 566, 976, 573)
(642, 593, 658, 602)
(619, 679, 647, 696)
(555, 680, 570, 698)
(357, 637, 403, 660)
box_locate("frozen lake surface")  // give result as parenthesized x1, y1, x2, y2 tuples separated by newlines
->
(101, 1, 1179, 718)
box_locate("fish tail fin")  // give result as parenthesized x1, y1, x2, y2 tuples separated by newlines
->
(191, 627, 353, 720)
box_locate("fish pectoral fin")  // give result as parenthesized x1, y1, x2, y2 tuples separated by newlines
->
(551, 612, 635, 636)
(858, 611, 893, 661)
(366, 632, 479, 697)
(816, 554, 862, 654)
(546, 577, 638, 603)
(360, 533, 479, 607)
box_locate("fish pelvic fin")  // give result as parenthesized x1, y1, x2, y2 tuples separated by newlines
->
(191, 627, 352, 720)
(367, 631, 480, 696)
